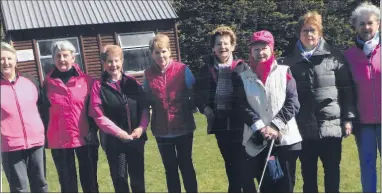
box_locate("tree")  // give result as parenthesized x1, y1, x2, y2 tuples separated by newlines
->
(172, 0, 378, 72)
(173, 0, 292, 71)
(0, 16, 5, 41)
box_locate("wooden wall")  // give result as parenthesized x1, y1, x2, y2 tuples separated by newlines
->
(8, 20, 180, 84)
(11, 40, 41, 79)
(158, 29, 179, 60)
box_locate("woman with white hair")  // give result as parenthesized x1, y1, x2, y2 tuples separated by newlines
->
(344, 2, 381, 193)
(1, 42, 48, 192)
(43, 40, 99, 192)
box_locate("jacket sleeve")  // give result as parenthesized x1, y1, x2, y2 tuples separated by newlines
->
(136, 81, 150, 131)
(184, 66, 197, 111)
(194, 64, 213, 114)
(85, 77, 100, 145)
(335, 55, 357, 121)
(142, 75, 153, 108)
(88, 80, 124, 137)
(271, 70, 300, 131)
(184, 66, 196, 89)
(237, 75, 266, 132)
(39, 85, 50, 131)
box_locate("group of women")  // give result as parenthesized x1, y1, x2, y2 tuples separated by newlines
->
(1, 2, 380, 193)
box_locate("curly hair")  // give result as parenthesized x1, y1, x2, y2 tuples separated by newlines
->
(209, 26, 237, 48)
(350, 2, 380, 27)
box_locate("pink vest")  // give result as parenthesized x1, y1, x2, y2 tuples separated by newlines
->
(344, 45, 381, 124)
(144, 61, 195, 136)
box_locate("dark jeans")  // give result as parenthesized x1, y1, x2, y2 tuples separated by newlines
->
(51, 145, 99, 193)
(156, 132, 198, 193)
(105, 140, 145, 193)
(2, 146, 48, 192)
(215, 131, 250, 193)
(355, 124, 381, 193)
(299, 138, 342, 193)
(242, 146, 299, 193)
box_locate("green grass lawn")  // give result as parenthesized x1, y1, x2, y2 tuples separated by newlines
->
(2, 113, 381, 192)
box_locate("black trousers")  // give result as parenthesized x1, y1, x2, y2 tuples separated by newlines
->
(156, 132, 198, 193)
(215, 131, 251, 193)
(2, 146, 48, 193)
(51, 145, 99, 193)
(299, 138, 342, 193)
(242, 146, 299, 193)
(105, 140, 145, 193)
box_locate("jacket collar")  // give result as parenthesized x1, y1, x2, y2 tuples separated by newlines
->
(150, 59, 174, 74)
(48, 63, 82, 79)
(291, 38, 332, 62)
(1, 71, 21, 84)
(204, 54, 243, 71)
(101, 71, 139, 86)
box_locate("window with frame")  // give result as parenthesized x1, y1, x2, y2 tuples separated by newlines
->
(37, 37, 84, 79)
(118, 32, 155, 73)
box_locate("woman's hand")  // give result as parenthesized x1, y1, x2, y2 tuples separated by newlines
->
(131, 127, 144, 139)
(117, 130, 133, 142)
(343, 122, 352, 137)
(260, 126, 280, 140)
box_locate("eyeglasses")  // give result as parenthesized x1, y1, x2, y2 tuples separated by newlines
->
(302, 28, 317, 35)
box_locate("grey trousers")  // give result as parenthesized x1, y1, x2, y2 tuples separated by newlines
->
(2, 146, 48, 192)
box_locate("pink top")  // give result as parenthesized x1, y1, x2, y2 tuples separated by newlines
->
(345, 44, 381, 124)
(44, 64, 95, 149)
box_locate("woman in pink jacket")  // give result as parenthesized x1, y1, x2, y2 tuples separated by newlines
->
(43, 40, 99, 192)
(345, 2, 381, 193)
(1, 42, 48, 192)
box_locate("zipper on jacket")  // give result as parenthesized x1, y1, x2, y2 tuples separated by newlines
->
(11, 84, 29, 149)
(104, 83, 133, 133)
(121, 93, 133, 133)
(164, 72, 170, 132)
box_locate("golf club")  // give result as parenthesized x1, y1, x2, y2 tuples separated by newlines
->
(257, 139, 275, 193)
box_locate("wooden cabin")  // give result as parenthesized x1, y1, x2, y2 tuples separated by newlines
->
(1, 0, 180, 84)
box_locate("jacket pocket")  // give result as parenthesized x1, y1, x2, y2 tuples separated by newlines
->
(314, 98, 341, 120)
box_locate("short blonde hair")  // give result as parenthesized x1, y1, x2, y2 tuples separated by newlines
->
(101, 44, 123, 62)
(149, 34, 171, 54)
(209, 26, 237, 48)
(296, 11, 323, 37)
(1, 42, 16, 56)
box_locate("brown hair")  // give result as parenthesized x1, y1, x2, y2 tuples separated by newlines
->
(101, 44, 123, 62)
(296, 11, 323, 37)
(209, 26, 237, 48)
(149, 34, 171, 54)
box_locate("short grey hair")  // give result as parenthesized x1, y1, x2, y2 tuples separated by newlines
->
(51, 40, 76, 59)
(350, 2, 380, 27)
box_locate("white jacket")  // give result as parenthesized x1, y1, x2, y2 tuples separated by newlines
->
(240, 62, 302, 157)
